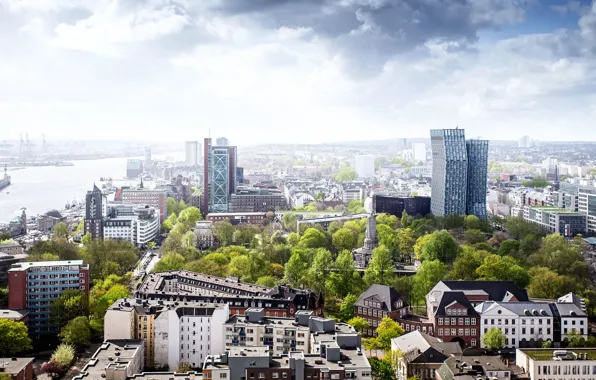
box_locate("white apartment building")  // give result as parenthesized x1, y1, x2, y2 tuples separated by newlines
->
(476, 298, 587, 348)
(516, 349, 596, 380)
(354, 155, 376, 179)
(154, 302, 228, 370)
(103, 206, 160, 247)
(476, 302, 554, 348)
(224, 308, 311, 354)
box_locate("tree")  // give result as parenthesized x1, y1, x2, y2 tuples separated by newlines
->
(347, 317, 370, 333)
(463, 229, 487, 245)
(414, 231, 459, 264)
(332, 228, 356, 252)
(464, 215, 480, 230)
(284, 249, 313, 287)
(527, 266, 581, 299)
(498, 239, 520, 257)
(50, 289, 89, 328)
(375, 317, 405, 351)
(162, 212, 178, 231)
(482, 328, 507, 350)
(59, 316, 91, 348)
(334, 165, 358, 182)
(81, 239, 138, 280)
(327, 250, 362, 297)
(52, 222, 69, 239)
(282, 213, 298, 232)
(214, 220, 234, 246)
(449, 246, 489, 280)
(177, 207, 203, 226)
(363, 246, 394, 286)
(51, 344, 75, 368)
(376, 214, 398, 229)
(299, 228, 328, 249)
(396, 228, 416, 262)
(506, 217, 541, 240)
(81, 232, 93, 246)
(413, 260, 447, 304)
(308, 249, 333, 294)
(377, 224, 398, 260)
(522, 176, 549, 188)
(401, 210, 411, 228)
(153, 253, 186, 273)
(90, 283, 129, 332)
(339, 293, 358, 322)
(287, 232, 300, 246)
(476, 254, 530, 288)
(41, 361, 65, 378)
(369, 357, 394, 380)
(0, 319, 32, 357)
(167, 197, 184, 216)
(176, 362, 192, 373)
(529, 234, 586, 276)
(256, 276, 277, 287)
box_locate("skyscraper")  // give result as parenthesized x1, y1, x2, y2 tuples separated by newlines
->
(203, 138, 237, 214)
(466, 140, 489, 219)
(84, 184, 107, 239)
(430, 128, 488, 219)
(185, 141, 200, 166)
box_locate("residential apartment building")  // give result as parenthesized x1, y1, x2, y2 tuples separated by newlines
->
(104, 298, 228, 370)
(206, 212, 267, 225)
(121, 188, 167, 222)
(476, 293, 588, 348)
(84, 184, 107, 239)
(224, 308, 311, 354)
(203, 137, 237, 214)
(516, 348, 596, 380)
(430, 129, 488, 219)
(522, 206, 586, 236)
(72, 340, 144, 380)
(391, 331, 462, 380)
(8, 260, 90, 336)
(230, 188, 286, 212)
(354, 285, 409, 337)
(135, 271, 324, 318)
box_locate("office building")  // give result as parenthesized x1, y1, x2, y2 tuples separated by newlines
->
(0, 358, 34, 380)
(230, 187, 286, 212)
(121, 188, 167, 222)
(72, 340, 144, 380)
(203, 138, 237, 214)
(216, 137, 229, 146)
(105, 298, 228, 369)
(8, 260, 89, 336)
(185, 141, 200, 166)
(466, 140, 489, 219)
(522, 206, 586, 236)
(578, 185, 596, 236)
(373, 195, 431, 217)
(412, 143, 427, 162)
(84, 184, 107, 239)
(391, 331, 462, 380)
(430, 129, 488, 219)
(103, 206, 160, 247)
(135, 271, 324, 318)
(126, 159, 143, 178)
(354, 155, 376, 178)
(224, 308, 311, 354)
(516, 348, 596, 380)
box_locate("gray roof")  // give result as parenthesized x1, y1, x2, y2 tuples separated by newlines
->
(440, 280, 529, 302)
(392, 331, 462, 363)
(476, 301, 553, 317)
(355, 284, 405, 311)
(555, 302, 587, 318)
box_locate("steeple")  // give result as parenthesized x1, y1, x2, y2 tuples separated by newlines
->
(140, 177, 144, 189)
(363, 211, 378, 250)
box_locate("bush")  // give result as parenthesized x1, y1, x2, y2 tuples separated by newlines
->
(51, 343, 75, 368)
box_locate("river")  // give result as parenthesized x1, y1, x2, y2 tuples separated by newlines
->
(0, 154, 181, 224)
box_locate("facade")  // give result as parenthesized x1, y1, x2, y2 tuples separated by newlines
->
(427, 280, 529, 308)
(230, 188, 286, 212)
(121, 188, 167, 222)
(428, 291, 480, 349)
(0, 358, 34, 380)
(36, 210, 65, 232)
(224, 308, 311, 354)
(203, 138, 238, 214)
(352, 212, 379, 269)
(354, 285, 408, 337)
(0, 251, 26, 286)
(516, 348, 596, 380)
(373, 195, 431, 217)
(195, 221, 216, 249)
(342, 187, 364, 203)
(412, 143, 427, 162)
(522, 206, 586, 236)
(127, 159, 144, 179)
(185, 141, 200, 166)
(8, 260, 90, 336)
(430, 129, 488, 219)
(206, 212, 267, 225)
(84, 184, 107, 239)
(72, 340, 144, 380)
(578, 185, 596, 236)
(391, 331, 462, 380)
(354, 155, 376, 178)
(466, 140, 489, 219)
(103, 206, 160, 247)
(105, 298, 229, 369)
(0, 242, 23, 256)
(135, 271, 324, 318)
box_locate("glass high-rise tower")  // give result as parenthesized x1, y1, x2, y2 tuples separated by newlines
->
(430, 128, 489, 219)
(203, 138, 237, 214)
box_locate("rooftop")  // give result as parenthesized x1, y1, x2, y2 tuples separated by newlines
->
(72, 340, 144, 379)
(0, 358, 34, 375)
(9, 260, 86, 271)
(225, 314, 303, 327)
(528, 206, 584, 215)
(0, 309, 28, 320)
(520, 349, 596, 361)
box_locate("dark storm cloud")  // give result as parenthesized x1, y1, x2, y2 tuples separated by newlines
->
(209, 0, 526, 76)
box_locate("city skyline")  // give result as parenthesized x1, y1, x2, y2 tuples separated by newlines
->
(1, 1, 595, 143)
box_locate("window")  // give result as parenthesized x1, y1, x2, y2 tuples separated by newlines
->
(471, 339, 476, 347)
(273, 374, 279, 379)
(438, 318, 443, 325)
(220, 374, 228, 379)
(438, 328, 443, 335)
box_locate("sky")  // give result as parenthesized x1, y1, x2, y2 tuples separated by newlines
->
(0, 0, 595, 144)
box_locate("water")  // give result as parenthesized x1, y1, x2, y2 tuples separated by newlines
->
(0, 158, 138, 223)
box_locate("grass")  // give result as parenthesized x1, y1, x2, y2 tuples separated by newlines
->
(522, 349, 596, 360)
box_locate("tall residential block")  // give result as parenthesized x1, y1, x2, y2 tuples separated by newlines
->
(185, 141, 200, 166)
(203, 138, 237, 214)
(8, 260, 89, 336)
(84, 184, 107, 239)
(354, 155, 376, 178)
(430, 129, 488, 219)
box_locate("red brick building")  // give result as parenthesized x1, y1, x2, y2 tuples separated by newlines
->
(0, 358, 34, 380)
